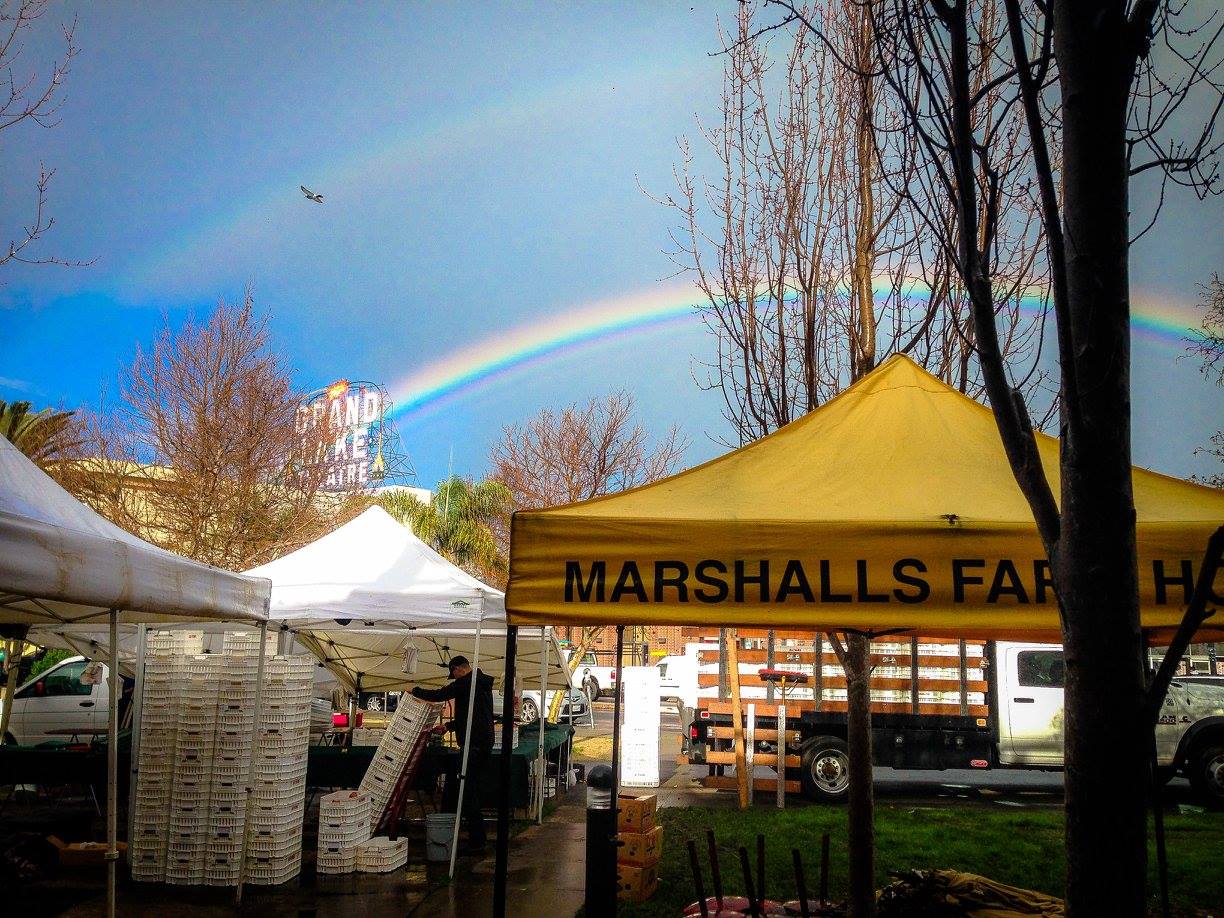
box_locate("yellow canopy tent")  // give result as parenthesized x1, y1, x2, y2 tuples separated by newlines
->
(507, 354, 1224, 641)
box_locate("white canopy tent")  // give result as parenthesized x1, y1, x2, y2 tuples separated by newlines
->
(0, 436, 271, 916)
(244, 506, 568, 873)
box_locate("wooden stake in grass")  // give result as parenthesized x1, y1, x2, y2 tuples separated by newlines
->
(687, 840, 710, 918)
(707, 829, 724, 909)
(792, 848, 811, 918)
(738, 846, 760, 918)
(820, 832, 830, 903)
(756, 833, 766, 907)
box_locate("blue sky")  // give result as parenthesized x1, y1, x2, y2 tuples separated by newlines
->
(1, 2, 1220, 489)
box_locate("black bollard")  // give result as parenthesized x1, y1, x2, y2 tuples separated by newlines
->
(585, 764, 617, 918)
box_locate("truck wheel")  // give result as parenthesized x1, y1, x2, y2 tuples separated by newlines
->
(583, 677, 600, 702)
(519, 697, 539, 725)
(1189, 742, 1224, 808)
(800, 737, 850, 803)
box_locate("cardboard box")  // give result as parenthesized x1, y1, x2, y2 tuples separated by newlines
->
(617, 793, 657, 834)
(48, 836, 127, 867)
(618, 824, 663, 867)
(616, 862, 659, 902)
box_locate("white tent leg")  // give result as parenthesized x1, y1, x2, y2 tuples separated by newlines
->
(0, 634, 24, 743)
(236, 621, 269, 905)
(537, 627, 547, 824)
(449, 613, 484, 878)
(106, 610, 118, 918)
(126, 624, 146, 853)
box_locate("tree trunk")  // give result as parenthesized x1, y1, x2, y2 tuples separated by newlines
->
(1053, 3, 1147, 914)
(845, 632, 875, 918)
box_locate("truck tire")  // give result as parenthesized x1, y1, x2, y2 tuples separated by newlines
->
(519, 697, 539, 725)
(1188, 741, 1224, 808)
(800, 736, 851, 803)
(583, 677, 600, 702)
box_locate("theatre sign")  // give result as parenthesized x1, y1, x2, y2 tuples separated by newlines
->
(297, 379, 410, 490)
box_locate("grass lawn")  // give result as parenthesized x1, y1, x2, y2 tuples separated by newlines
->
(617, 802, 1224, 916)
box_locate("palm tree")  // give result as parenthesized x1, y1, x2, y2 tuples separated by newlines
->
(376, 477, 513, 585)
(0, 400, 83, 466)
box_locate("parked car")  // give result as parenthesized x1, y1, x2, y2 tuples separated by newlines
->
(2, 654, 332, 745)
(519, 687, 589, 725)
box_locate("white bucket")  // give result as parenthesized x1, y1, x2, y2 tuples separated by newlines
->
(425, 812, 456, 862)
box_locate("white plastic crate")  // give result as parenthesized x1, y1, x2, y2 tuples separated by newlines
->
(247, 833, 301, 859)
(356, 836, 408, 873)
(320, 790, 371, 816)
(316, 847, 357, 875)
(350, 728, 385, 746)
(245, 849, 301, 884)
(245, 858, 300, 885)
(249, 810, 304, 836)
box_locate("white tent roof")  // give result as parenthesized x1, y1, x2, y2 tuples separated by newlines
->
(293, 624, 571, 693)
(0, 436, 270, 626)
(245, 506, 499, 628)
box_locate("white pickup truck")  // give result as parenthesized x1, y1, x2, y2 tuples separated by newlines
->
(689, 640, 1224, 806)
(569, 649, 618, 701)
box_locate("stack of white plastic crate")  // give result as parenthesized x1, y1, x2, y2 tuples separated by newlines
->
(164, 654, 221, 885)
(357, 695, 437, 831)
(201, 632, 261, 886)
(129, 630, 202, 882)
(356, 836, 409, 873)
(243, 654, 314, 885)
(317, 790, 371, 875)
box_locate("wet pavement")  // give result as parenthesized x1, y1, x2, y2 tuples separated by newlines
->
(4, 785, 589, 918)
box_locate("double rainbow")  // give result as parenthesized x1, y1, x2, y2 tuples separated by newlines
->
(387, 282, 1203, 424)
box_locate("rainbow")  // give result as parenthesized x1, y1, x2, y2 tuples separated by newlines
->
(387, 285, 702, 423)
(387, 280, 1203, 424)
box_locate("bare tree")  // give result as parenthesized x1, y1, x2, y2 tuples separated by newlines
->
(68, 292, 364, 571)
(490, 391, 686, 510)
(755, 0, 1223, 913)
(0, 0, 88, 272)
(660, 5, 1051, 912)
(491, 392, 686, 651)
(1189, 273, 1224, 485)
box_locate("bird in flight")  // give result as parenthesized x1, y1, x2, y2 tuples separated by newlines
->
(300, 185, 324, 204)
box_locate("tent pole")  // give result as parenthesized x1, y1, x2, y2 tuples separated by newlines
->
(106, 609, 118, 918)
(612, 625, 624, 803)
(126, 624, 147, 853)
(0, 631, 26, 742)
(449, 611, 484, 878)
(235, 620, 269, 906)
(537, 626, 548, 824)
(493, 624, 518, 918)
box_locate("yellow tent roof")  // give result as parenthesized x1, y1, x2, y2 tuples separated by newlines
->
(506, 355, 1224, 641)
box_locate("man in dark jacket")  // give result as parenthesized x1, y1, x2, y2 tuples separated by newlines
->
(411, 655, 495, 850)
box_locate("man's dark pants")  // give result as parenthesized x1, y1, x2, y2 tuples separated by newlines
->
(443, 746, 490, 847)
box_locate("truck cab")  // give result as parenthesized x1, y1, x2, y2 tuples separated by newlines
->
(995, 642, 1224, 802)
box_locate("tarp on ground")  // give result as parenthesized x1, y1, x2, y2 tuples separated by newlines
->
(507, 355, 1224, 642)
(0, 435, 270, 626)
